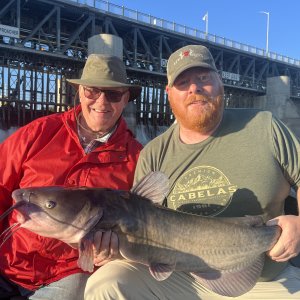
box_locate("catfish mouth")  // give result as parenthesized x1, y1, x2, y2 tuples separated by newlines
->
(18, 201, 101, 242)
(0, 200, 29, 223)
(5, 189, 49, 225)
(0, 192, 103, 246)
(0, 200, 57, 240)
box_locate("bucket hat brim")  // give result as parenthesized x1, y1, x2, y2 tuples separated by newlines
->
(67, 54, 142, 102)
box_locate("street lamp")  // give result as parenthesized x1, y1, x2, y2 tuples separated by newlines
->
(259, 11, 270, 54)
(202, 12, 208, 36)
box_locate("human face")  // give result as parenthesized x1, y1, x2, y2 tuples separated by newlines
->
(79, 85, 129, 132)
(166, 68, 224, 134)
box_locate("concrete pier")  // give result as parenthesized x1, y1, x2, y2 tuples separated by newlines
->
(88, 34, 123, 58)
(258, 76, 300, 137)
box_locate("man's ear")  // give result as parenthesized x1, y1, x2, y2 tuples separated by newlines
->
(165, 85, 170, 94)
(124, 94, 130, 105)
(78, 85, 83, 103)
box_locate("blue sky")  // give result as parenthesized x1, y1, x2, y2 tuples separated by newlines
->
(107, 0, 300, 60)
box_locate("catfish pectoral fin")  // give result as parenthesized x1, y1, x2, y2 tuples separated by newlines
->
(191, 254, 265, 297)
(77, 234, 94, 273)
(149, 263, 176, 281)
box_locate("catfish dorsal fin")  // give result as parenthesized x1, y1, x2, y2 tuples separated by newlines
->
(131, 171, 169, 205)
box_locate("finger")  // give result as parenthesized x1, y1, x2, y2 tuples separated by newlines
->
(68, 243, 78, 249)
(93, 231, 103, 255)
(268, 238, 286, 258)
(94, 257, 112, 267)
(98, 230, 112, 258)
(94, 232, 119, 266)
(267, 245, 296, 261)
(109, 232, 119, 257)
(271, 252, 298, 262)
(266, 218, 279, 226)
(94, 252, 110, 265)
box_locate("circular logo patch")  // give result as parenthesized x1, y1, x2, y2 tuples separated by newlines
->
(168, 166, 237, 216)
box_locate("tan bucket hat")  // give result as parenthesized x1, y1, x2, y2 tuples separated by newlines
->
(67, 54, 141, 102)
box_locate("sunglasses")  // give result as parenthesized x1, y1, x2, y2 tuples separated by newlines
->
(82, 86, 128, 102)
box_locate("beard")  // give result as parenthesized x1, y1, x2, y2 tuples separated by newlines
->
(170, 91, 224, 134)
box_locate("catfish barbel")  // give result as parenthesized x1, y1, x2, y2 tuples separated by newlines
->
(1, 172, 281, 297)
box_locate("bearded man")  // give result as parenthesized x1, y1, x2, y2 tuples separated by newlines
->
(85, 45, 300, 300)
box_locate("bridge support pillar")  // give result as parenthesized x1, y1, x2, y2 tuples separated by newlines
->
(257, 76, 300, 137)
(87, 33, 137, 135)
(88, 34, 123, 58)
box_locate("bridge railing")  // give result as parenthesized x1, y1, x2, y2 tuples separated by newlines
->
(68, 0, 300, 67)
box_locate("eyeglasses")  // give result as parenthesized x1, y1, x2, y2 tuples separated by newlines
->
(82, 86, 128, 102)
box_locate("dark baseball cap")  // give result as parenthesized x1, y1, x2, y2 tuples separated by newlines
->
(167, 45, 217, 87)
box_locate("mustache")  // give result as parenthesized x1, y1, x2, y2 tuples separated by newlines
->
(185, 94, 215, 105)
(185, 94, 225, 106)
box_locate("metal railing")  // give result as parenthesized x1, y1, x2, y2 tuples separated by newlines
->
(64, 0, 300, 67)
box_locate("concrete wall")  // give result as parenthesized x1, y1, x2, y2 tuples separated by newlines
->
(88, 34, 123, 58)
(257, 76, 300, 138)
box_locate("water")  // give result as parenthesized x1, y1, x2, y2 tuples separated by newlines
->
(0, 127, 18, 143)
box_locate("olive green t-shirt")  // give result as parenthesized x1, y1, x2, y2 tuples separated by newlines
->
(134, 109, 300, 280)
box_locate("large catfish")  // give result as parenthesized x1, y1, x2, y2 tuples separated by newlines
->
(1, 172, 280, 297)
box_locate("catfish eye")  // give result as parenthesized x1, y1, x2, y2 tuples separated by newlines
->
(45, 201, 56, 209)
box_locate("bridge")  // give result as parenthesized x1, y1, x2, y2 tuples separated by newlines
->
(1, 0, 300, 138)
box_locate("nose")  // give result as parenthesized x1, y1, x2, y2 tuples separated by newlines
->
(189, 80, 204, 94)
(95, 92, 109, 103)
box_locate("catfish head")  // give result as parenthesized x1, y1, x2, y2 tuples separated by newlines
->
(11, 186, 103, 244)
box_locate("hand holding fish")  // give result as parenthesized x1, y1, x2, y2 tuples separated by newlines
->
(266, 215, 300, 262)
(93, 230, 120, 266)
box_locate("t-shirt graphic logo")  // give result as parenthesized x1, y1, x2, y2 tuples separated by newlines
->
(168, 166, 237, 216)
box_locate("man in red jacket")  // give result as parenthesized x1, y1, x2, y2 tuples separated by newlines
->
(0, 54, 142, 299)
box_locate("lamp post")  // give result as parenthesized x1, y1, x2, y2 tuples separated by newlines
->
(202, 12, 208, 36)
(260, 11, 270, 54)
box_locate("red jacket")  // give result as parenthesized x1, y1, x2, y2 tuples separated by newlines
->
(0, 106, 143, 290)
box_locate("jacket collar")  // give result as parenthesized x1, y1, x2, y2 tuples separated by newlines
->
(62, 105, 134, 151)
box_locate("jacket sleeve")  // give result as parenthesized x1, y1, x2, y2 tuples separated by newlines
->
(0, 125, 34, 231)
